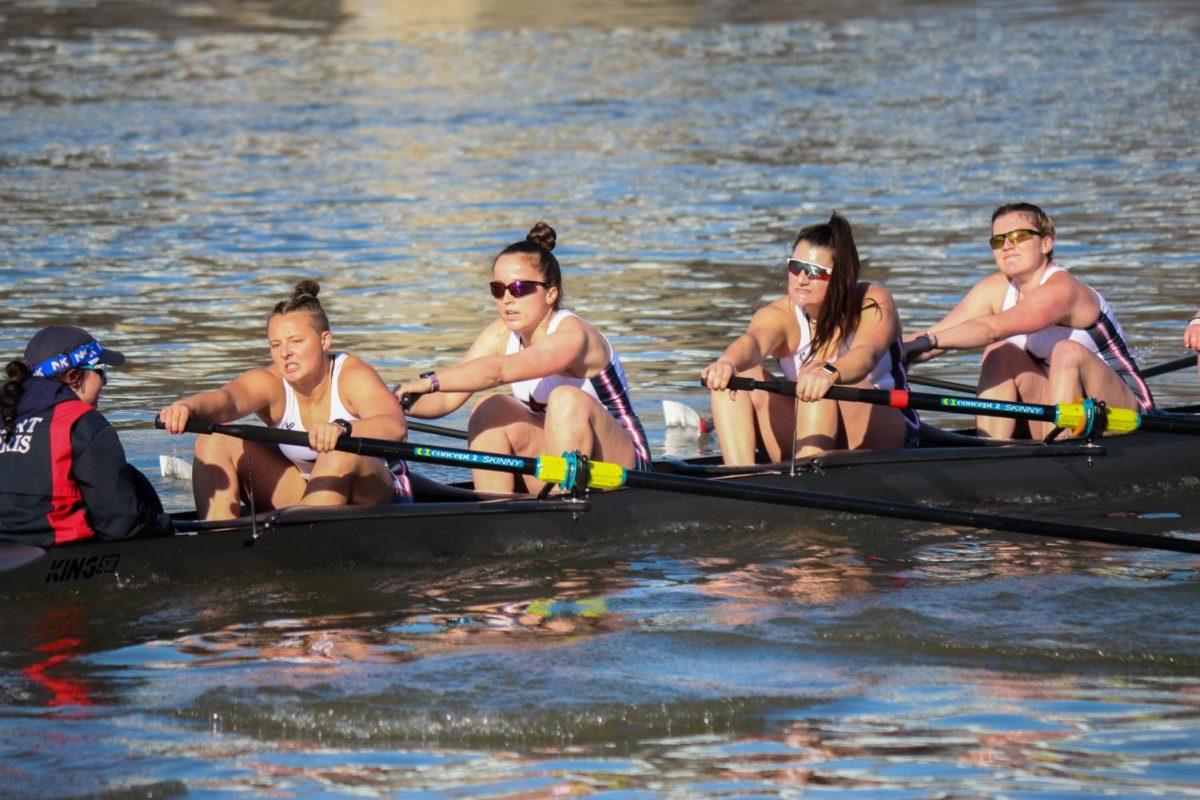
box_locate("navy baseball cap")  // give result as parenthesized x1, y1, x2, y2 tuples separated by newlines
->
(24, 326, 125, 378)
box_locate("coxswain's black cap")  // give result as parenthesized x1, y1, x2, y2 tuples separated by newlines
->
(23, 325, 126, 377)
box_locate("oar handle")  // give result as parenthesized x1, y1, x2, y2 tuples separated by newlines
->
(1141, 354, 1198, 379)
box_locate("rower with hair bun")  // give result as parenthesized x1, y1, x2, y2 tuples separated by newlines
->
(395, 221, 652, 494)
(159, 280, 411, 520)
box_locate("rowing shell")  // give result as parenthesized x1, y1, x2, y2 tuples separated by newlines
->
(2, 428, 1198, 598)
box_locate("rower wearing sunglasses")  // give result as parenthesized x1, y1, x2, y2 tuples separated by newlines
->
(701, 213, 918, 466)
(905, 202, 1153, 439)
(1, 326, 173, 546)
(395, 222, 652, 493)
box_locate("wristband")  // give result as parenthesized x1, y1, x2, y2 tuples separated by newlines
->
(1189, 317, 1200, 327)
(333, 418, 353, 436)
(420, 370, 440, 393)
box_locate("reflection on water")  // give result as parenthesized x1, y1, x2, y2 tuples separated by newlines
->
(3, 0, 1200, 796)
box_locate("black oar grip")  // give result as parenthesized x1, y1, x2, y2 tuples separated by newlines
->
(702, 376, 799, 395)
(154, 415, 218, 435)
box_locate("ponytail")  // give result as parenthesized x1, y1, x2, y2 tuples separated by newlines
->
(792, 212, 871, 361)
(2, 360, 31, 443)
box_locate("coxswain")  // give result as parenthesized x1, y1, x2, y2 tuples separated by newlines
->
(1, 326, 172, 546)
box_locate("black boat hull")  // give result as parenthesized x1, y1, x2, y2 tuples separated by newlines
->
(3, 431, 1198, 598)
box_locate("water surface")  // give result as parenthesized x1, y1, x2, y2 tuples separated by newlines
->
(2, 0, 1200, 796)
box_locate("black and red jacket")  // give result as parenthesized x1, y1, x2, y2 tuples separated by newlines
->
(0, 377, 172, 547)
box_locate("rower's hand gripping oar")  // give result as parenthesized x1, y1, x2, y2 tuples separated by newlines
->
(714, 377, 1200, 438)
(156, 416, 1200, 555)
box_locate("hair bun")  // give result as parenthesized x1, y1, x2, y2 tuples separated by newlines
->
(293, 279, 321, 299)
(526, 221, 557, 252)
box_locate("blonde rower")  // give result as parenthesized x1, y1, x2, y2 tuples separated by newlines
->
(906, 203, 1152, 439)
(158, 281, 409, 520)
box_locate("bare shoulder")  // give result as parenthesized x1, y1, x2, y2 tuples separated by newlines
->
(752, 297, 794, 327)
(231, 365, 281, 394)
(973, 271, 1012, 297)
(477, 318, 514, 351)
(860, 281, 895, 305)
(338, 354, 386, 384)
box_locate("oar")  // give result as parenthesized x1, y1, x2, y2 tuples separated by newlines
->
(907, 353, 1197, 395)
(1141, 354, 1198, 379)
(719, 377, 1200, 437)
(407, 420, 469, 441)
(157, 418, 1200, 555)
(906, 375, 975, 393)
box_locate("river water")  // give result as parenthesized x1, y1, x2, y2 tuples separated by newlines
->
(3, 0, 1200, 796)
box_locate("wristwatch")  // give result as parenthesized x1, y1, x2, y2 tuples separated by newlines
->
(820, 362, 841, 382)
(333, 418, 353, 436)
(420, 370, 440, 393)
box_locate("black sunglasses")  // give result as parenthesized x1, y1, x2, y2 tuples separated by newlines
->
(489, 280, 549, 299)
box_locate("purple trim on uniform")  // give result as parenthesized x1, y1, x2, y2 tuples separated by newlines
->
(886, 340, 921, 441)
(1084, 310, 1154, 411)
(589, 363, 653, 465)
(391, 460, 414, 503)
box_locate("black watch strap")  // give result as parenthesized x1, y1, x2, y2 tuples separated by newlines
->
(333, 418, 353, 435)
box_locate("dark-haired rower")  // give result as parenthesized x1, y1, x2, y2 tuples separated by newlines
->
(158, 281, 410, 521)
(1, 326, 172, 546)
(701, 213, 918, 466)
(395, 222, 652, 493)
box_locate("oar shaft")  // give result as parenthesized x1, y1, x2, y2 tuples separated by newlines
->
(161, 418, 540, 479)
(621, 469, 1200, 555)
(719, 377, 1149, 435)
(1141, 354, 1197, 379)
(406, 420, 470, 440)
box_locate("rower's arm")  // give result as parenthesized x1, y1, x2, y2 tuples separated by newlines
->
(935, 272, 1078, 351)
(1185, 309, 1200, 352)
(338, 357, 406, 441)
(433, 326, 585, 392)
(906, 274, 1006, 362)
(702, 306, 787, 381)
(829, 287, 899, 384)
(401, 322, 507, 419)
(158, 369, 277, 434)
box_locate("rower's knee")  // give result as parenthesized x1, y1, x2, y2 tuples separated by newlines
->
(980, 342, 1027, 375)
(545, 385, 591, 422)
(194, 432, 240, 463)
(1049, 339, 1089, 371)
(468, 394, 515, 436)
